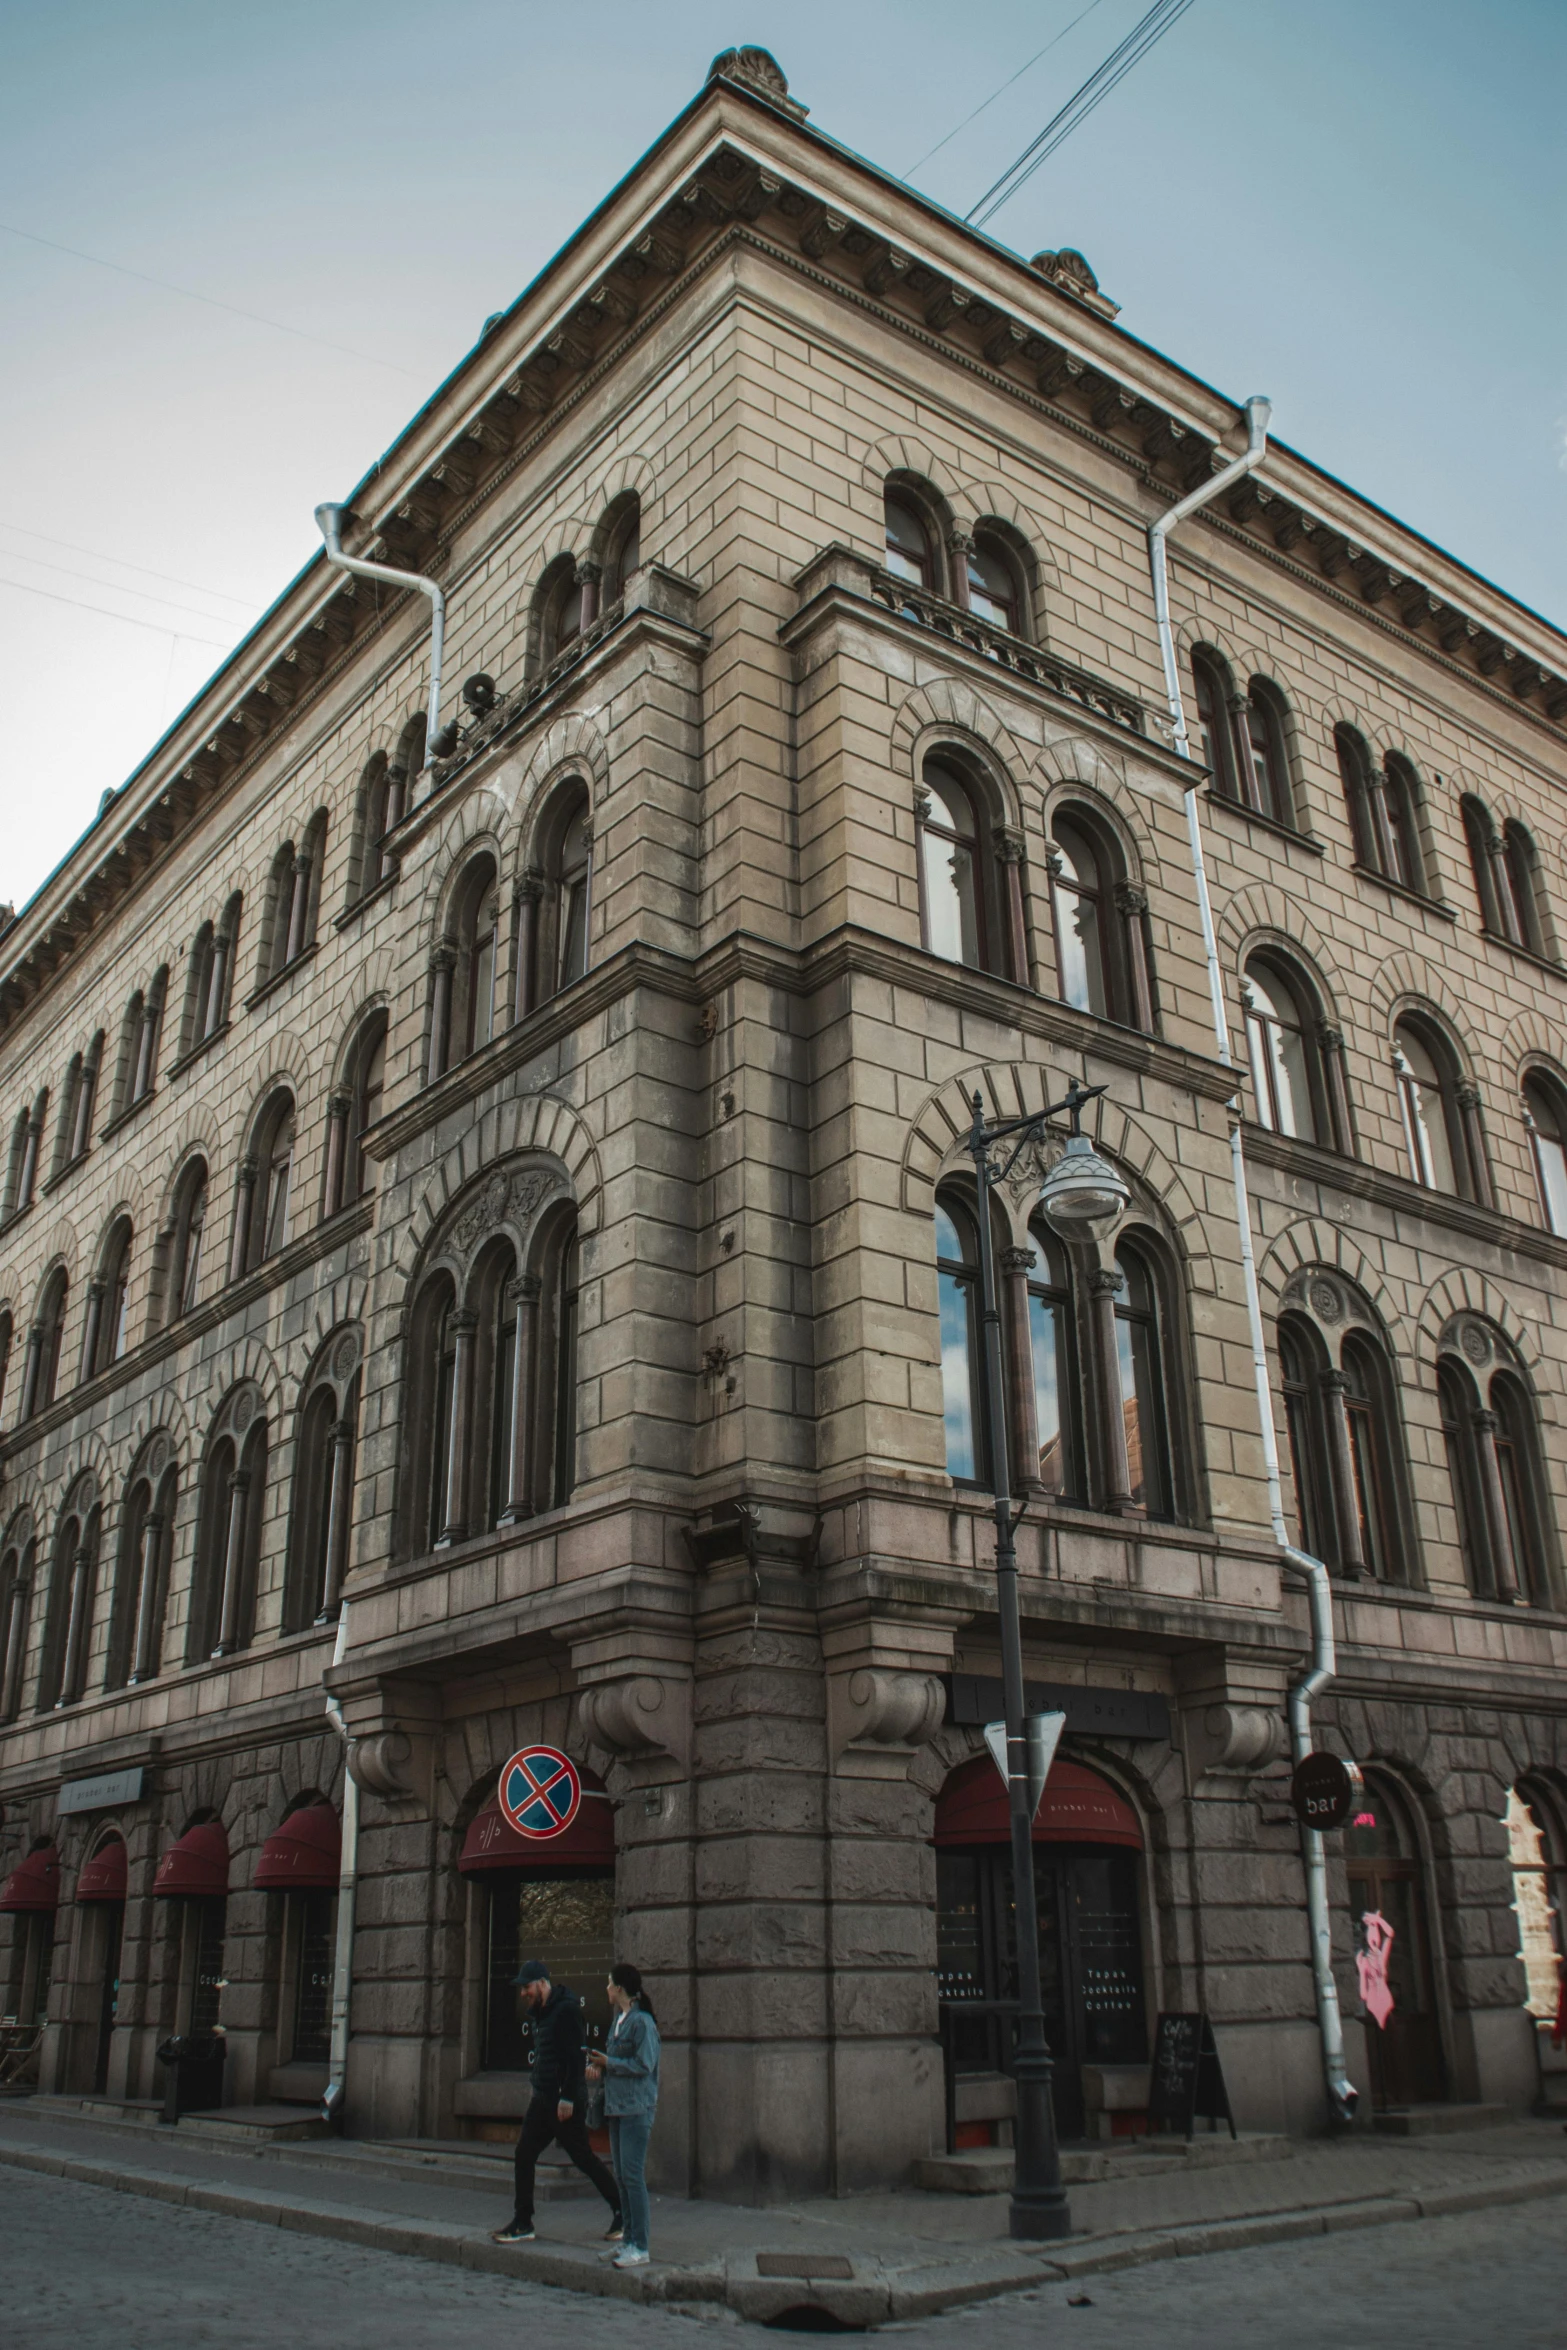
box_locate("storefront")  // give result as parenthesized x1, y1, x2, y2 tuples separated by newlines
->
(1, 1842, 58, 2056)
(153, 1816, 230, 2110)
(935, 1754, 1147, 2144)
(74, 1833, 127, 2094)
(1344, 1774, 1446, 2110)
(254, 1799, 340, 2102)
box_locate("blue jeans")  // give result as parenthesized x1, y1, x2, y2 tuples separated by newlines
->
(608, 2111, 653, 2253)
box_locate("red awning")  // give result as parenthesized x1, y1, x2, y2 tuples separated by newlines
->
(255, 1803, 340, 1891)
(76, 1839, 128, 1903)
(459, 1780, 614, 1874)
(153, 1818, 230, 1898)
(935, 1754, 1143, 1851)
(0, 1843, 60, 1912)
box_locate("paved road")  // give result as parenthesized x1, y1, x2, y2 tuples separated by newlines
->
(8, 2166, 1567, 2349)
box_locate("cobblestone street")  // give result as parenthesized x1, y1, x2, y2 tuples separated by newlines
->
(9, 2166, 1567, 2350)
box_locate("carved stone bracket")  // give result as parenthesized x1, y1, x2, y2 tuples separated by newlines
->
(1189, 1702, 1288, 1778)
(335, 1677, 440, 1809)
(827, 1667, 947, 1778)
(575, 1674, 692, 1771)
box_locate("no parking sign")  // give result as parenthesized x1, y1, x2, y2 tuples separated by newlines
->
(497, 1745, 582, 1841)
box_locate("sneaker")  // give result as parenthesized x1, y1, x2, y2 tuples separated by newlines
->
(490, 2223, 536, 2244)
(603, 2218, 624, 2242)
(613, 2249, 650, 2268)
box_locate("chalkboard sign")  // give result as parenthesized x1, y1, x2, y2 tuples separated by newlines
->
(1146, 2011, 1236, 2140)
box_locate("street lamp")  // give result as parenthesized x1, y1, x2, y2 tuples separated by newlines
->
(965, 1077, 1128, 2241)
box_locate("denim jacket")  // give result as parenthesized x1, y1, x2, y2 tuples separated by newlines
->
(602, 2002, 660, 2118)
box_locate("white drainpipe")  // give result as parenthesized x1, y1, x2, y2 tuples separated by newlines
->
(315, 503, 446, 770)
(1147, 401, 1358, 2127)
(321, 1605, 359, 2129)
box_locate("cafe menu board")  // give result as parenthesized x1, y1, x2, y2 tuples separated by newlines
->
(1146, 2011, 1236, 2140)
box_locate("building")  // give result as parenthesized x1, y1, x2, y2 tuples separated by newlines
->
(2, 48, 1566, 2197)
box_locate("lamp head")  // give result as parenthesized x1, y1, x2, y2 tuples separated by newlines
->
(1036, 1132, 1129, 1241)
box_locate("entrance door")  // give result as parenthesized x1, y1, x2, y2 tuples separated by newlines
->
(483, 1869, 615, 2071)
(935, 1755, 1148, 2143)
(92, 1902, 124, 2095)
(290, 1889, 335, 2066)
(1345, 1776, 1445, 2108)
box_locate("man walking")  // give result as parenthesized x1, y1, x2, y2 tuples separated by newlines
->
(491, 1959, 621, 2245)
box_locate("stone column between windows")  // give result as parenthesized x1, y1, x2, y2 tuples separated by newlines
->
(17, 1114, 40, 1207)
(514, 872, 544, 1025)
(498, 1276, 541, 1525)
(228, 1156, 257, 1282)
(577, 557, 602, 629)
(58, 1543, 93, 1706)
(1472, 1408, 1523, 1604)
(132, 1002, 158, 1103)
(317, 1420, 356, 1620)
(945, 529, 973, 611)
(1318, 1370, 1366, 1579)
(1227, 691, 1262, 814)
(19, 1323, 44, 1421)
(1317, 1023, 1353, 1153)
(428, 945, 455, 1083)
(128, 1510, 164, 1684)
(78, 1281, 105, 1386)
(381, 766, 407, 876)
(284, 851, 313, 964)
(204, 931, 230, 1036)
(1115, 882, 1155, 1032)
(1456, 1084, 1494, 1208)
(0, 1574, 28, 1717)
(323, 1091, 351, 1219)
(70, 1069, 95, 1159)
(1485, 828, 1523, 945)
(999, 1248, 1043, 1494)
(213, 1467, 252, 1656)
(994, 830, 1030, 986)
(1089, 1267, 1135, 1512)
(438, 1309, 480, 1546)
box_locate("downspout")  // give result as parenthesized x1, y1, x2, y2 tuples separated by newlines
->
(315, 503, 446, 775)
(1147, 401, 1358, 2126)
(321, 1605, 360, 2130)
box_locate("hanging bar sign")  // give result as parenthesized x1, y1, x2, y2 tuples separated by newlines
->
(497, 1745, 582, 1840)
(1290, 1752, 1363, 1831)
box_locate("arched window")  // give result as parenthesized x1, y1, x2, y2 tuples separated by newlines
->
(39, 1487, 100, 1710)
(1501, 823, 1548, 956)
(1113, 1241, 1177, 1521)
(1393, 1017, 1485, 1198)
(1024, 1221, 1081, 1499)
(29, 1267, 69, 1414)
(1341, 1333, 1404, 1581)
(407, 1273, 459, 1554)
(106, 1447, 178, 1689)
(1441, 1331, 1555, 1607)
(1507, 1783, 1567, 2029)
(520, 787, 593, 1019)
(1239, 680, 1293, 827)
(333, 1014, 387, 1213)
(56, 1034, 103, 1175)
(286, 1355, 358, 1630)
(964, 529, 1026, 635)
(261, 816, 325, 986)
(557, 806, 592, 991)
(0, 1520, 34, 1721)
(1279, 1314, 1334, 1561)
(550, 1218, 581, 1510)
(1191, 649, 1240, 802)
(351, 753, 397, 904)
(600, 497, 641, 605)
(883, 484, 938, 592)
(188, 895, 241, 1046)
(168, 1160, 208, 1322)
(87, 1217, 134, 1379)
(1492, 1371, 1552, 1607)
(1344, 1774, 1447, 2109)
(0, 1309, 11, 1433)
(539, 559, 587, 666)
(433, 854, 502, 1076)
(3, 1091, 46, 1219)
(918, 762, 985, 971)
(1341, 728, 1424, 892)
(233, 1092, 296, 1275)
(934, 1193, 984, 1484)
(1523, 1073, 1567, 1234)
(190, 1401, 267, 1660)
(1462, 795, 1503, 935)
(1049, 808, 1153, 1028)
(1438, 1358, 1490, 1596)
(1242, 954, 1344, 1146)
(113, 971, 166, 1116)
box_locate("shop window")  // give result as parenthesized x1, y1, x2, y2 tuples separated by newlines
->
(934, 1193, 985, 1484)
(1523, 1074, 1567, 1234)
(4, 1899, 54, 2032)
(1507, 1784, 1567, 2026)
(1344, 1776, 1445, 2109)
(460, 1768, 615, 2082)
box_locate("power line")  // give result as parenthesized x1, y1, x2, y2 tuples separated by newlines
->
(0, 573, 230, 648)
(904, 0, 1113, 180)
(0, 520, 261, 610)
(0, 219, 422, 380)
(0, 546, 260, 629)
(968, 0, 1201, 227)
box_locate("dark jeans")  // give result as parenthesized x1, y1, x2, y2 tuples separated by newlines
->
(608, 2111, 653, 2253)
(512, 2094, 620, 2229)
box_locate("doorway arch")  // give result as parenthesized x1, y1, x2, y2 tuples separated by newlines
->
(1344, 1771, 1446, 2109)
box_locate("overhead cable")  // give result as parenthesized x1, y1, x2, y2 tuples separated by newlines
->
(903, 0, 1112, 180)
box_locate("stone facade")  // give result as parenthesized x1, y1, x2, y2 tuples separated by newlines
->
(2, 51, 1566, 2195)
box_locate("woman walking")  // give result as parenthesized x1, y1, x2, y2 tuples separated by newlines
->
(587, 1962, 660, 2268)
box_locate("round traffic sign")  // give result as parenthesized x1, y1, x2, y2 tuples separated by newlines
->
(1290, 1751, 1363, 1831)
(497, 1745, 582, 1840)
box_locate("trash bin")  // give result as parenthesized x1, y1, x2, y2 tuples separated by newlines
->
(155, 2032, 226, 2122)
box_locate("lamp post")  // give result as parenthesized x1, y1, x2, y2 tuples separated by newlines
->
(965, 1077, 1129, 2241)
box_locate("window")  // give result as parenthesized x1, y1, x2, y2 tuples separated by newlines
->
(1507, 1785, 1567, 2026)
(106, 1448, 178, 1689)
(235, 1093, 295, 1275)
(1024, 1222, 1081, 1498)
(1242, 955, 1337, 1144)
(39, 1486, 100, 1710)
(522, 787, 593, 1016)
(934, 1195, 984, 1483)
(91, 1218, 134, 1376)
(0, 1522, 34, 1721)
(338, 1015, 387, 1212)
(1501, 824, 1547, 955)
(184, 896, 241, 1050)
(1340, 728, 1423, 891)
(1443, 1333, 1557, 1608)
(1279, 1315, 1333, 1560)
(33, 1268, 69, 1413)
(432, 855, 503, 1079)
(557, 808, 591, 990)
(919, 764, 984, 971)
(465, 877, 500, 1056)
(190, 1404, 267, 1660)
(1341, 1334, 1403, 1581)
(351, 753, 400, 903)
(965, 531, 1024, 634)
(1113, 1242, 1176, 1520)
(286, 1357, 358, 1629)
(4, 1092, 46, 1219)
(114, 972, 166, 1116)
(56, 1035, 103, 1174)
(410, 1273, 460, 1552)
(539, 560, 587, 665)
(884, 487, 937, 590)
(1238, 682, 1292, 827)
(550, 1219, 580, 1509)
(1524, 1075, 1567, 1234)
(600, 497, 641, 604)
(1393, 1018, 1481, 1197)
(0, 1310, 11, 1432)
(261, 816, 325, 986)
(170, 1162, 208, 1321)
(1049, 808, 1153, 1027)
(1192, 650, 1240, 802)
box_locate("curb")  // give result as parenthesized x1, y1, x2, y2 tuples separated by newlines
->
(1, 2135, 1565, 2323)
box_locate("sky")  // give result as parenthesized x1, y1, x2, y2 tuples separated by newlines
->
(2, 0, 1563, 913)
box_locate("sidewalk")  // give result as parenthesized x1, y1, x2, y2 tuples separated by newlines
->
(1, 2101, 1564, 2328)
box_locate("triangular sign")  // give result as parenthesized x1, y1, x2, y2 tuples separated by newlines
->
(983, 1711, 1067, 1824)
